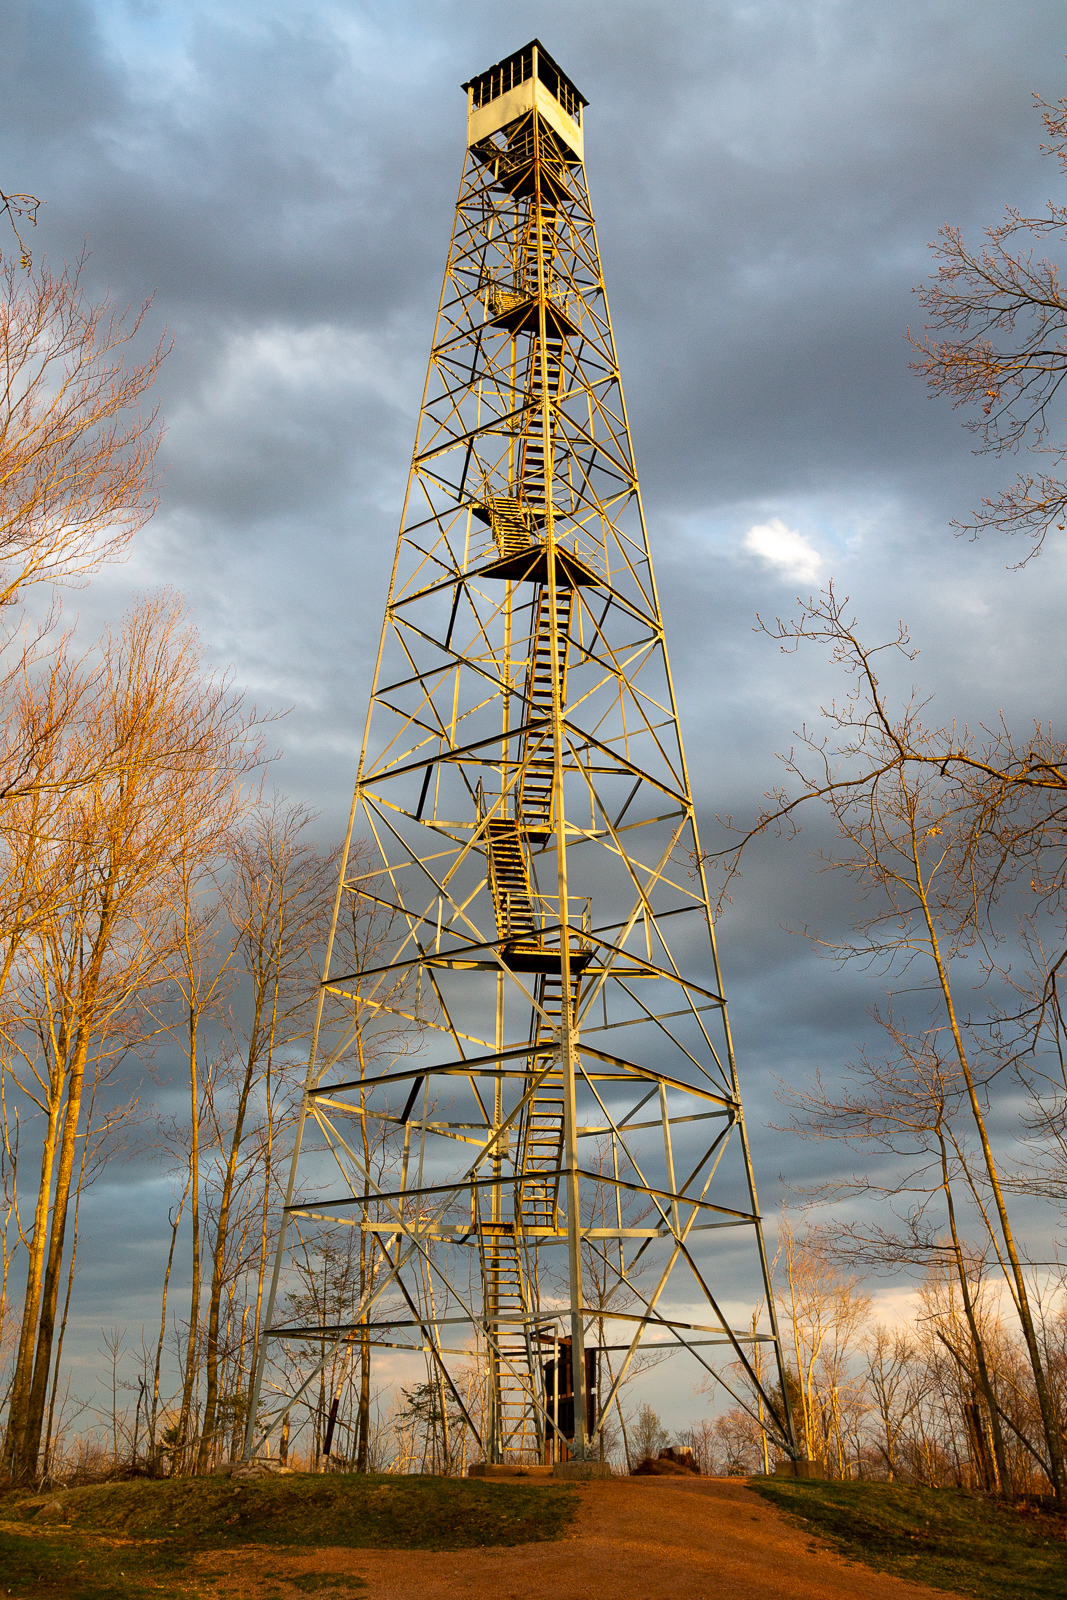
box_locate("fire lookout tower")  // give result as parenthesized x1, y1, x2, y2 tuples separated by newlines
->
(247, 40, 798, 1471)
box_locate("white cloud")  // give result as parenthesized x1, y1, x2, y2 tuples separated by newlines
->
(742, 517, 822, 583)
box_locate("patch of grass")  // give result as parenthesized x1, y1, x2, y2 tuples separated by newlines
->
(0, 1474, 575, 1600)
(45, 1472, 576, 1551)
(0, 1523, 193, 1600)
(750, 1477, 1067, 1600)
(287, 1577, 366, 1593)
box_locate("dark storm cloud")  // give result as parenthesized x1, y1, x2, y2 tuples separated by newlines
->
(6, 1, 1060, 520)
(3, 0, 1067, 1388)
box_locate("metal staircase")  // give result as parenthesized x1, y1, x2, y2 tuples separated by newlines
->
(477, 965, 581, 1462)
(518, 582, 572, 836)
(471, 193, 581, 1463)
(478, 1221, 540, 1459)
(485, 816, 540, 961)
(481, 494, 536, 559)
(518, 331, 564, 519)
(515, 967, 582, 1233)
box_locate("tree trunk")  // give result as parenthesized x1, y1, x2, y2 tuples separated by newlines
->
(153, 1182, 187, 1465)
(21, 1006, 96, 1479)
(2, 1052, 65, 1481)
(176, 1003, 204, 1474)
(196, 1055, 257, 1474)
(912, 822, 1066, 1503)
(42, 1100, 96, 1481)
(939, 1133, 1010, 1493)
(357, 1321, 371, 1471)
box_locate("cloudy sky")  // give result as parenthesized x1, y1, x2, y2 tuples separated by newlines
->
(5, 0, 1067, 1421)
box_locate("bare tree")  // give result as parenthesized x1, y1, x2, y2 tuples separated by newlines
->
(151, 766, 250, 1473)
(247, 840, 427, 1475)
(911, 90, 1067, 561)
(630, 1402, 670, 1463)
(775, 1221, 871, 1473)
(0, 257, 165, 610)
(309, 840, 419, 1474)
(865, 1324, 922, 1481)
(1, 591, 261, 1483)
(0, 189, 39, 269)
(147, 817, 420, 1477)
(777, 1033, 1013, 1493)
(193, 801, 334, 1474)
(40, 1077, 142, 1480)
(706, 588, 1067, 1502)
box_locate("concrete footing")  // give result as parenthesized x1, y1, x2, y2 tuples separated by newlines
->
(774, 1458, 824, 1480)
(552, 1458, 613, 1479)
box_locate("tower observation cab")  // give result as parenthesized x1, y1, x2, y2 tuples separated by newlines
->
(245, 40, 799, 1477)
(464, 40, 586, 160)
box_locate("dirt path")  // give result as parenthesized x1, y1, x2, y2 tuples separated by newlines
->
(198, 1476, 963, 1600)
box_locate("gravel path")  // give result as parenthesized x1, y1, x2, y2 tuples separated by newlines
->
(197, 1476, 963, 1600)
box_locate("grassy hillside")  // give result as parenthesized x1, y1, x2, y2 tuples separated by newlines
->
(0, 1472, 577, 1600)
(751, 1477, 1067, 1600)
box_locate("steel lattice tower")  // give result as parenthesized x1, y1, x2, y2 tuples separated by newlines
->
(247, 40, 798, 1470)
